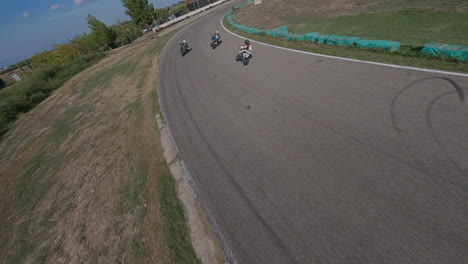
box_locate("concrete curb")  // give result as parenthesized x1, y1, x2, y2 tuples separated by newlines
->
(155, 3, 241, 262)
(155, 114, 228, 264)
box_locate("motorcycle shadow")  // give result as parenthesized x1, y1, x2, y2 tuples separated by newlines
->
(211, 40, 222, 49)
(236, 53, 253, 66)
(181, 48, 193, 57)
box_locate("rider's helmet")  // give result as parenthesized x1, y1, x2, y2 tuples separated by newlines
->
(245, 39, 250, 45)
(216, 31, 219, 34)
(183, 40, 186, 43)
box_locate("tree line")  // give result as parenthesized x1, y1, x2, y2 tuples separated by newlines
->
(122, 0, 190, 27)
(30, 15, 141, 69)
(30, 0, 190, 70)
(0, 0, 191, 137)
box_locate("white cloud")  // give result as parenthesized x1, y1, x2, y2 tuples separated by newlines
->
(73, 0, 86, 5)
(51, 4, 61, 11)
(22, 11, 31, 18)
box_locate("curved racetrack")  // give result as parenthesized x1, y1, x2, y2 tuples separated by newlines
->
(159, 2, 468, 263)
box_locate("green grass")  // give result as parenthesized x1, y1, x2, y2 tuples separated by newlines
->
(9, 221, 35, 264)
(149, 88, 160, 114)
(159, 168, 201, 264)
(285, 10, 468, 46)
(10, 150, 60, 263)
(80, 59, 138, 97)
(131, 237, 149, 260)
(224, 17, 468, 73)
(116, 136, 199, 264)
(118, 158, 149, 216)
(117, 157, 151, 260)
(14, 150, 55, 209)
(114, 32, 199, 263)
(48, 105, 87, 143)
(135, 58, 153, 92)
(142, 32, 200, 263)
(366, 0, 468, 13)
(125, 98, 143, 117)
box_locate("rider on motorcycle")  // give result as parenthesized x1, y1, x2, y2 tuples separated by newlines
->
(211, 31, 221, 44)
(180, 40, 189, 50)
(239, 39, 252, 57)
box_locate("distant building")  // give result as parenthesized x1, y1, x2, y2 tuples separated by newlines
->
(10, 73, 21, 82)
(0, 65, 33, 84)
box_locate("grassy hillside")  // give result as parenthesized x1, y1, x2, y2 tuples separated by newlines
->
(0, 33, 200, 264)
(234, 0, 468, 46)
(0, 53, 105, 137)
(286, 10, 468, 46)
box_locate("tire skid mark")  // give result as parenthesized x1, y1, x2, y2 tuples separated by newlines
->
(390, 77, 466, 191)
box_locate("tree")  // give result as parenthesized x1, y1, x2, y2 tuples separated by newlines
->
(170, 3, 189, 17)
(53, 43, 79, 65)
(121, 0, 153, 27)
(86, 15, 116, 49)
(155, 8, 169, 24)
(0, 79, 5, 89)
(111, 18, 143, 46)
(148, 3, 158, 25)
(69, 33, 99, 55)
(31, 51, 61, 68)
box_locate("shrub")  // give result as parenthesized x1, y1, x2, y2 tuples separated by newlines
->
(0, 52, 105, 138)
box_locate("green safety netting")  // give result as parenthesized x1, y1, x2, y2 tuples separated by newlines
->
(355, 40, 400, 51)
(226, 12, 233, 23)
(228, 2, 264, 34)
(228, 0, 407, 53)
(304, 32, 319, 42)
(233, 23, 264, 34)
(421, 43, 468, 62)
(315, 34, 330, 44)
(265, 26, 289, 38)
(283, 33, 306, 41)
(325, 35, 360, 47)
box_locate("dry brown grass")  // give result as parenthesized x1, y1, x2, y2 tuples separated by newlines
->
(0, 33, 197, 264)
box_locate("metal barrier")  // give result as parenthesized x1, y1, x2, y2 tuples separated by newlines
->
(153, 0, 228, 32)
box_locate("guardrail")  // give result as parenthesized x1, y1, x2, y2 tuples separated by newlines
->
(153, 0, 229, 32)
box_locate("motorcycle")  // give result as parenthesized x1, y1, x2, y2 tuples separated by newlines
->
(180, 44, 191, 57)
(235, 48, 251, 65)
(210, 37, 222, 49)
(180, 45, 188, 56)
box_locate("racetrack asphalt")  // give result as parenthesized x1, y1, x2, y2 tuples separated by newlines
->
(159, 2, 468, 263)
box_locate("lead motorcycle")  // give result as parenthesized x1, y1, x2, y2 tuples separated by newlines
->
(235, 48, 252, 65)
(180, 45, 189, 56)
(180, 41, 191, 57)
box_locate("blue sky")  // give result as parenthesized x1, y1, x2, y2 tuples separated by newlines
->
(0, 0, 180, 68)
